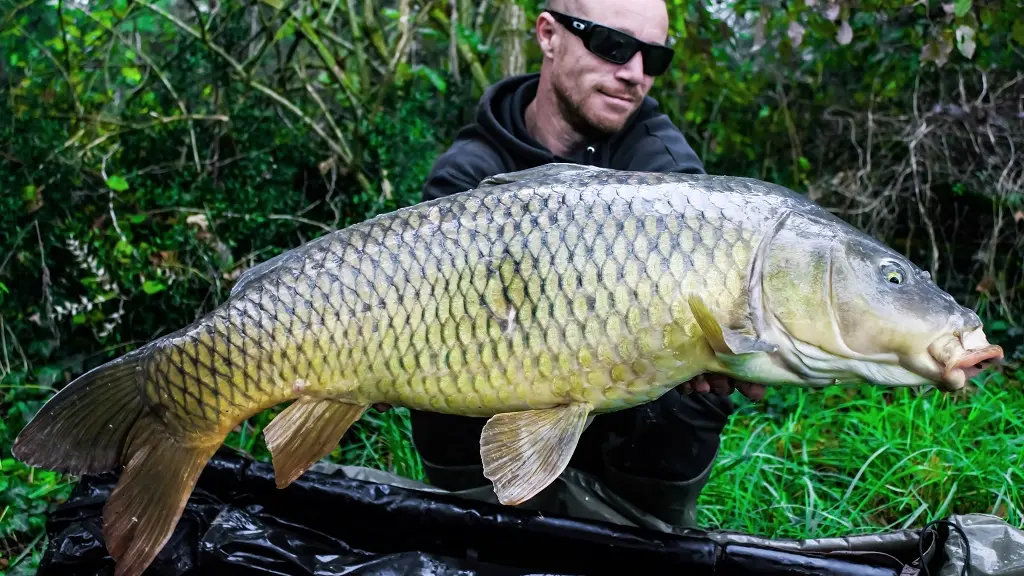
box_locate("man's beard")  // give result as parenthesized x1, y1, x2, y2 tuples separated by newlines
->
(553, 75, 632, 140)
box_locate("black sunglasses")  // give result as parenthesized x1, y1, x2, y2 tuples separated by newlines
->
(544, 10, 675, 76)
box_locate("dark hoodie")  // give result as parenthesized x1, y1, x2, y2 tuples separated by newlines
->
(422, 73, 705, 201)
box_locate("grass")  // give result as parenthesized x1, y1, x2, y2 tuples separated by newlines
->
(702, 372, 1024, 536)
(2, 365, 1023, 574)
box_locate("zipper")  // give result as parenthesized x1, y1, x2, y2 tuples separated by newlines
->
(585, 145, 596, 165)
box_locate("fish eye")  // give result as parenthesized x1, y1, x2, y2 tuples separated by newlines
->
(881, 262, 905, 285)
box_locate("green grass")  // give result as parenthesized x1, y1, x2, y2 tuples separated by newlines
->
(703, 372, 1024, 536)
(2, 367, 1023, 574)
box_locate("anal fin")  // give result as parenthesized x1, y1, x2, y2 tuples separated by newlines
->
(480, 403, 591, 506)
(263, 397, 366, 489)
(687, 294, 777, 355)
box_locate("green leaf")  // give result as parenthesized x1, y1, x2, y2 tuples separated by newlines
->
(142, 279, 166, 294)
(115, 238, 133, 257)
(979, 7, 994, 27)
(987, 320, 1008, 331)
(46, 37, 65, 53)
(35, 365, 64, 387)
(954, 0, 971, 18)
(93, 9, 114, 28)
(418, 66, 447, 93)
(121, 66, 141, 84)
(274, 20, 295, 41)
(106, 175, 129, 191)
(1013, 20, 1024, 46)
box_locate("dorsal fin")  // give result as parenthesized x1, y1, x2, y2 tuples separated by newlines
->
(229, 249, 293, 297)
(476, 163, 611, 188)
(229, 231, 342, 298)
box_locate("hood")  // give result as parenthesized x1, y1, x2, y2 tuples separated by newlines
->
(475, 73, 662, 166)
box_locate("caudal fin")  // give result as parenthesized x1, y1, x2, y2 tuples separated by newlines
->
(12, 347, 222, 576)
(103, 415, 220, 576)
(12, 349, 148, 474)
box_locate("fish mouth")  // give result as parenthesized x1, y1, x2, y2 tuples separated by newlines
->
(926, 328, 1004, 391)
(941, 344, 1003, 382)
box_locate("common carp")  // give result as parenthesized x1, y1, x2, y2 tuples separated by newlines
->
(13, 163, 1003, 576)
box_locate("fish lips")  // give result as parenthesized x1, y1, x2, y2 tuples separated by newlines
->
(943, 344, 1003, 383)
(925, 329, 1004, 391)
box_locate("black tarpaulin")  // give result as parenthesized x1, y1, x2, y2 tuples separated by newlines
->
(31, 446, 1023, 576)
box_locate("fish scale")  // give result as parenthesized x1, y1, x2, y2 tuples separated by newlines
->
(14, 162, 1004, 576)
(140, 168, 765, 432)
(250, 170, 766, 416)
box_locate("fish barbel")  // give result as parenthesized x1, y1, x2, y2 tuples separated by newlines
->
(13, 163, 1003, 576)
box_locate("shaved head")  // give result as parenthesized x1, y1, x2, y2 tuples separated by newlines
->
(542, 0, 667, 41)
(545, 0, 574, 12)
(528, 0, 670, 145)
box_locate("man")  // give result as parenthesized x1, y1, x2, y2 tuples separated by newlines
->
(407, 0, 766, 528)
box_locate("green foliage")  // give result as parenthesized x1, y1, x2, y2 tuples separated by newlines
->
(0, 0, 1022, 572)
(705, 373, 1024, 535)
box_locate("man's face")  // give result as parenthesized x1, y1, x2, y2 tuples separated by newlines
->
(538, 0, 670, 137)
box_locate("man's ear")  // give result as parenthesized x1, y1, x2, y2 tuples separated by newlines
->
(535, 12, 559, 59)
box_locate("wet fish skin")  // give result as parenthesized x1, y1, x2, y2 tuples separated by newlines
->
(11, 163, 1002, 576)
(142, 162, 779, 436)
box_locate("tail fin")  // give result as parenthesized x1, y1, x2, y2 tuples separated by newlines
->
(103, 414, 220, 576)
(13, 347, 223, 576)
(12, 349, 148, 474)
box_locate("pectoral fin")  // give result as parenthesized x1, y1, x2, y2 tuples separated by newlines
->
(687, 294, 777, 355)
(480, 403, 591, 506)
(263, 397, 367, 489)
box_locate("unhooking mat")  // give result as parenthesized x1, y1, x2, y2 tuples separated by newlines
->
(31, 446, 1024, 576)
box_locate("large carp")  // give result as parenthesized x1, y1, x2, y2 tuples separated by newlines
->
(13, 163, 1003, 576)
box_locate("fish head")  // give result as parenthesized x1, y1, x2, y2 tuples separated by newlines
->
(828, 229, 1004, 391)
(756, 210, 1003, 391)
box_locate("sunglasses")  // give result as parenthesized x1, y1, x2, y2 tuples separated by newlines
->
(544, 10, 675, 76)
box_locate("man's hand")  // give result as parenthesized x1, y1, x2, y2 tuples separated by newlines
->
(678, 374, 766, 402)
